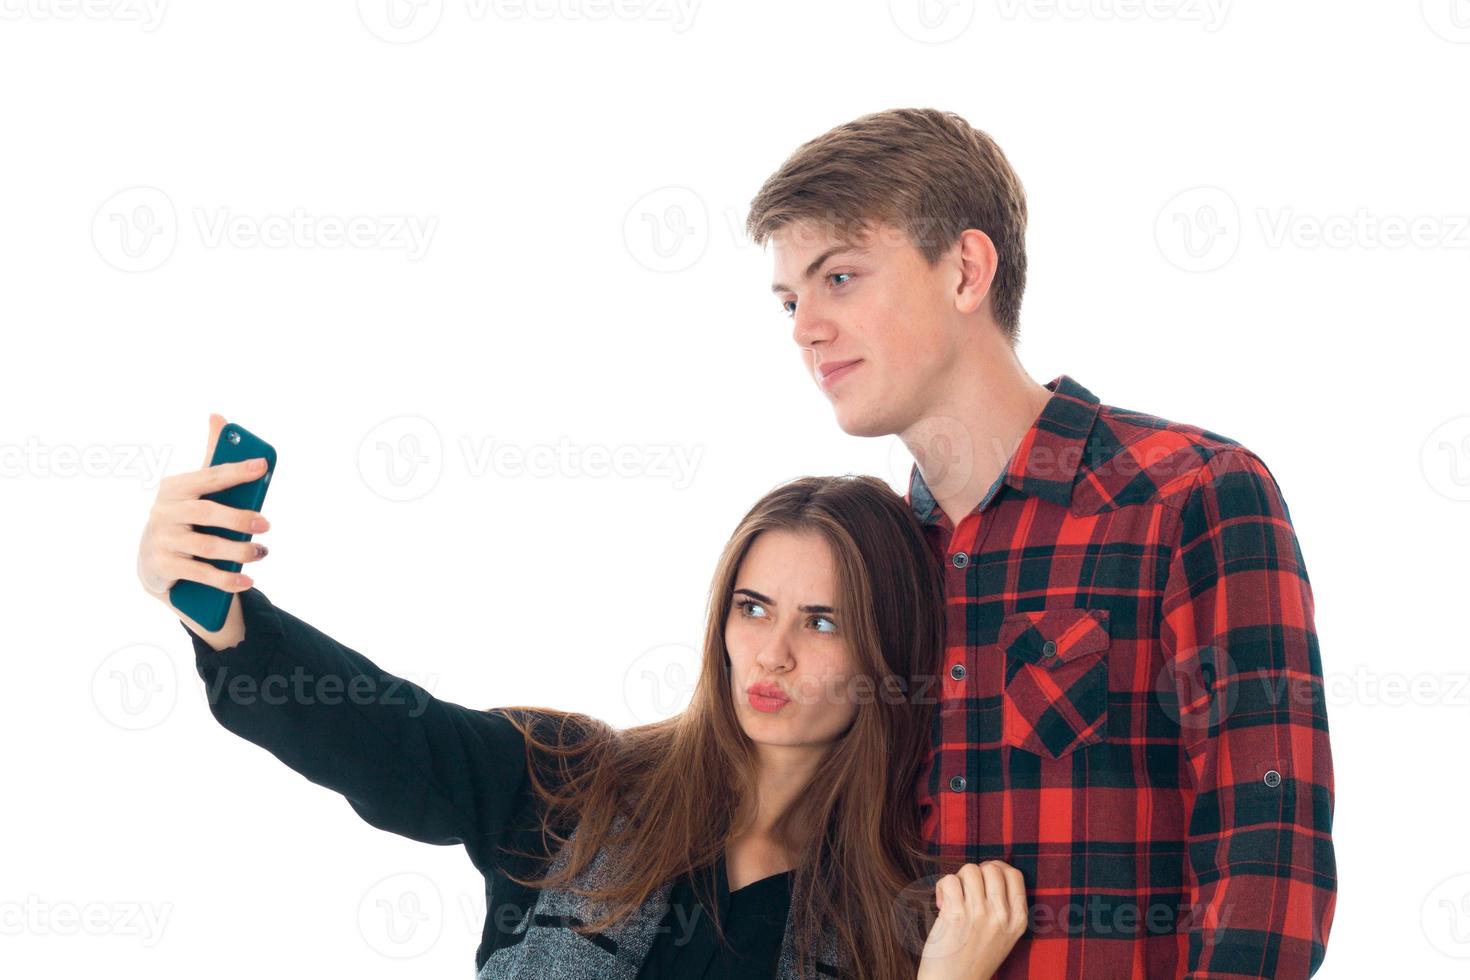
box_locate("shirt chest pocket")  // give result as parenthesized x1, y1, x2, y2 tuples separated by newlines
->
(999, 608, 1111, 760)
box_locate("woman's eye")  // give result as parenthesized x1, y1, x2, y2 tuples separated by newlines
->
(810, 616, 837, 634)
(734, 598, 767, 619)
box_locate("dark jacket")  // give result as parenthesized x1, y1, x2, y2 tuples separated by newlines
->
(182, 587, 847, 978)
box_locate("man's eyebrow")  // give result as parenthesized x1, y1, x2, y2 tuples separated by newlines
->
(770, 245, 867, 294)
(733, 587, 835, 615)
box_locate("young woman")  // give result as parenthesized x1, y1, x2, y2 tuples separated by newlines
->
(136, 420, 1028, 979)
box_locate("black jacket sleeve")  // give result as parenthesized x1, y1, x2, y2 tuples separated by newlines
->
(182, 587, 530, 875)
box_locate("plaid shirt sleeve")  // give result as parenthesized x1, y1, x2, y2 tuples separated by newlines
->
(1160, 448, 1337, 978)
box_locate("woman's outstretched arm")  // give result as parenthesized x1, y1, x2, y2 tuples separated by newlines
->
(178, 586, 531, 873)
(138, 415, 531, 872)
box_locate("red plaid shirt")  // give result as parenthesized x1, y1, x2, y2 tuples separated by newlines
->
(908, 374, 1336, 979)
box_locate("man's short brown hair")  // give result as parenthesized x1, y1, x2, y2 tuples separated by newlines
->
(745, 107, 1028, 343)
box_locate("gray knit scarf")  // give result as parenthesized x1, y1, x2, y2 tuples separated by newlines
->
(476, 813, 847, 979)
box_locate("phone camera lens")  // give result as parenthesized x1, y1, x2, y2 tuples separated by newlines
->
(227, 431, 241, 445)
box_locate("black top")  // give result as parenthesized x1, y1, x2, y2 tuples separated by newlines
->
(182, 587, 795, 978)
(636, 851, 792, 979)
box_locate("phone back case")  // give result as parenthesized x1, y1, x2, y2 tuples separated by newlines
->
(170, 422, 277, 633)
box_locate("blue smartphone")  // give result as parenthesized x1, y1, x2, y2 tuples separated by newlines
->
(170, 421, 277, 633)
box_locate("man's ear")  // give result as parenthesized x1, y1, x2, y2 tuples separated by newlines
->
(954, 228, 999, 317)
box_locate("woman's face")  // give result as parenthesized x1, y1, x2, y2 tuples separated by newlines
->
(725, 528, 861, 749)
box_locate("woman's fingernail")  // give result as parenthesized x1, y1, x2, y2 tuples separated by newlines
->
(254, 544, 269, 559)
(252, 517, 270, 532)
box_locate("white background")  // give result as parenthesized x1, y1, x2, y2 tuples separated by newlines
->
(2, 1, 1467, 977)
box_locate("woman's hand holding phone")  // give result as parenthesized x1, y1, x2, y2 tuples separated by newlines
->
(917, 860, 1029, 980)
(137, 413, 273, 651)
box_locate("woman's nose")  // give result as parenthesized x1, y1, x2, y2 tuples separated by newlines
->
(754, 635, 796, 673)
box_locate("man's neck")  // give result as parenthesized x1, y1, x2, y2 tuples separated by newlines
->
(901, 355, 1053, 529)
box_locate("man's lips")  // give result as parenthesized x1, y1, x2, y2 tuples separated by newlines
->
(817, 359, 862, 390)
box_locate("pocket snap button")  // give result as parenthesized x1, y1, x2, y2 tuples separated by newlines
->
(998, 608, 1111, 760)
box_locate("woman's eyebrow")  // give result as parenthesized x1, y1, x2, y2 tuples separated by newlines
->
(733, 587, 835, 614)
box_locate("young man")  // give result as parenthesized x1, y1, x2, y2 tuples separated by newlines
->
(746, 108, 1336, 979)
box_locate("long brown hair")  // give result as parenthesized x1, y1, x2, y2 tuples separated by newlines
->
(491, 474, 945, 978)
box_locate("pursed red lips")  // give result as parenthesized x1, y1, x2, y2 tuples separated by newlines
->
(816, 358, 862, 390)
(747, 682, 792, 712)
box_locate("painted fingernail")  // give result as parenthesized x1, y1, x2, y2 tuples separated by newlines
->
(254, 544, 269, 559)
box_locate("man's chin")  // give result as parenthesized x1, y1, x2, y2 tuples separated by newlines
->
(830, 404, 893, 439)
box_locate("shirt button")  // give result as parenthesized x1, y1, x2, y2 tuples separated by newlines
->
(1041, 640, 1057, 658)
(949, 775, 966, 792)
(951, 552, 968, 568)
(1264, 770, 1282, 787)
(950, 663, 966, 681)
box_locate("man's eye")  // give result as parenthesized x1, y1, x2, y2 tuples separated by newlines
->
(779, 273, 852, 318)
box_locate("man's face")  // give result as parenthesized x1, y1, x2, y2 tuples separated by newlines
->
(769, 219, 963, 438)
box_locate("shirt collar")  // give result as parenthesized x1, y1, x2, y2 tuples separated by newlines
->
(906, 373, 1102, 524)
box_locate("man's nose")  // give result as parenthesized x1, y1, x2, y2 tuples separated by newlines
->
(791, 303, 832, 351)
